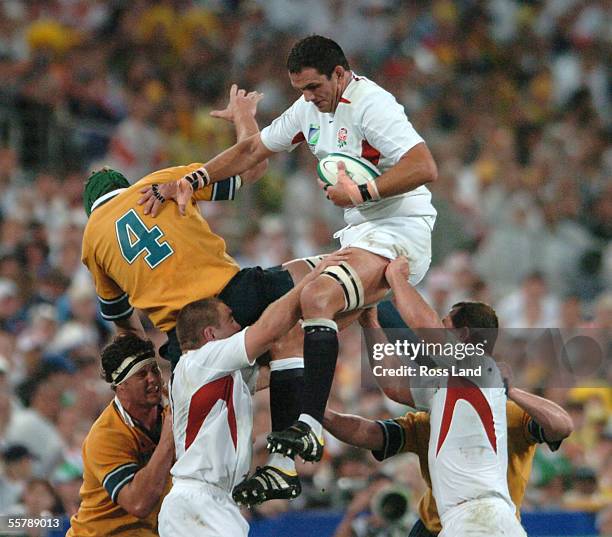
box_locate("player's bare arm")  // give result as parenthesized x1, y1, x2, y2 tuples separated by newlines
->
(504, 380, 573, 443)
(140, 133, 273, 217)
(255, 365, 271, 392)
(376, 143, 437, 197)
(210, 84, 268, 183)
(205, 132, 273, 182)
(323, 409, 384, 451)
(325, 143, 437, 208)
(116, 412, 174, 518)
(139, 84, 273, 216)
(113, 311, 147, 340)
(245, 251, 349, 360)
(359, 306, 415, 406)
(386, 256, 444, 336)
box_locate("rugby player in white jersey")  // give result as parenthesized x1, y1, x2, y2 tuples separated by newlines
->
(157, 253, 346, 537)
(140, 35, 438, 473)
(378, 256, 527, 537)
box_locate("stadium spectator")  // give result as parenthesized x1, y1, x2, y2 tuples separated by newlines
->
(4, 365, 68, 478)
(6, 477, 64, 519)
(0, 444, 35, 513)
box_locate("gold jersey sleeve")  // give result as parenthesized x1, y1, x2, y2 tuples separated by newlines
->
(392, 412, 442, 533)
(67, 402, 171, 537)
(394, 402, 538, 534)
(81, 164, 240, 332)
(506, 400, 538, 517)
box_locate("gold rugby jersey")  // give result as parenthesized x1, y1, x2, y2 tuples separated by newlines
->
(374, 401, 559, 534)
(67, 399, 172, 537)
(81, 164, 240, 332)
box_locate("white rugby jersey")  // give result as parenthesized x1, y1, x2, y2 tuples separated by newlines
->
(260, 73, 436, 226)
(169, 328, 256, 492)
(412, 355, 514, 521)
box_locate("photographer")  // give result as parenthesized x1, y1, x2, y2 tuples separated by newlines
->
(333, 474, 415, 537)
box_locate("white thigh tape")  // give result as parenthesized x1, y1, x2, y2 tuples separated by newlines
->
(320, 261, 365, 312)
(299, 255, 327, 270)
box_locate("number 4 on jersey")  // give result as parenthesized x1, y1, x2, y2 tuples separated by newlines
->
(116, 209, 174, 268)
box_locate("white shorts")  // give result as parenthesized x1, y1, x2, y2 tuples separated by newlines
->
(440, 497, 527, 537)
(158, 479, 249, 537)
(334, 216, 434, 286)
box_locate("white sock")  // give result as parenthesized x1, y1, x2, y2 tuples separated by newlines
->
(267, 453, 296, 474)
(298, 413, 323, 438)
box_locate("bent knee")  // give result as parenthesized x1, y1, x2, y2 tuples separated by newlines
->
(300, 277, 344, 317)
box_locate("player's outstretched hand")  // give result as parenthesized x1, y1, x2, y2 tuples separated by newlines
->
(138, 177, 193, 217)
(323, 161, 354, 207)
(236, 89, 264, 118)
(210, 84, 264, 123)
(385, 256, 410, 283)
(210, 84, 241, 123)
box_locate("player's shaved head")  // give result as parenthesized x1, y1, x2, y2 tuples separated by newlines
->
(287, 35, 350, 78)
(449, 301, 498, 353)
(176, 298, 223, 352)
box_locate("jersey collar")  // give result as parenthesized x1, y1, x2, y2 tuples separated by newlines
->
(340, 73, 362, 103)
(329, 73, 359, 116)
(113, 395, 135, 427)
(90, 188, 127, 213)
(113, 395, 164, 439)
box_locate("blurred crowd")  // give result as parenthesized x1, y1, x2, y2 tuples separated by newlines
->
(0, 0, 610, 535)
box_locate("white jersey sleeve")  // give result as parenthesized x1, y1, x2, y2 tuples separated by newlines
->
(188, 328, 254, 377)
(260, 98, 306, 153)
(240, 365, 260, 395)
(357, 90, 424, 162)
(410, 373, 440, 410)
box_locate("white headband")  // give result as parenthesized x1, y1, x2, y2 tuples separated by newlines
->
(111, 355, 157, 387)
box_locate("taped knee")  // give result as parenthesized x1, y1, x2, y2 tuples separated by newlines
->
(319, 262, 365, 312)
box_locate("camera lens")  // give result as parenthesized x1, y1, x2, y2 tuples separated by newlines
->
(380, 491, 408, 522)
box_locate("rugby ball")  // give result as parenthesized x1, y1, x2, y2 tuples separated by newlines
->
(317, 153, 381, 187)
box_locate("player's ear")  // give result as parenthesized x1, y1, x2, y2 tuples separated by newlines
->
(457, 326, 470, 343)
(203, 326, 216, 342)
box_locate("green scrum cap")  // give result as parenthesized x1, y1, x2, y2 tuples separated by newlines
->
(83, 167, 130, 216)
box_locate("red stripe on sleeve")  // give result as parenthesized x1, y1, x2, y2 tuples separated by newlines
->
(361, 140, 381, 166)
(291, 132, 306, 145)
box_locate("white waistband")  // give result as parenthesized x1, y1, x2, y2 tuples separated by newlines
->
(441, 494, 514, 525)
(172, 477, 229, 495)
